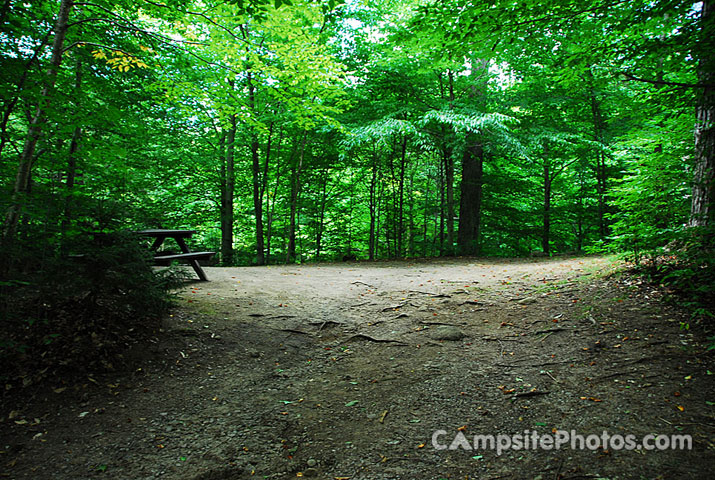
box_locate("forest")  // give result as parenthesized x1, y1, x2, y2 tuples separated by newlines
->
(1, 0, 712, 263)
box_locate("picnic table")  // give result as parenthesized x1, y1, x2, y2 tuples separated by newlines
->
(137, 229, 215, 281)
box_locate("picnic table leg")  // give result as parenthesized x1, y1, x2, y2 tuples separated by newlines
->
(175, 237, 209, 281)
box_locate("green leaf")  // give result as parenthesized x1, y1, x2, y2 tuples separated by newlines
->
(345, 400, 359, 407)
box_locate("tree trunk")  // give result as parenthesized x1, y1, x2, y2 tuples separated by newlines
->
(444, 73, 457, 255)
(438, 153, 445, 255)
(61, 54, 82, 239)
(61, 126, 81, 231)
(690, 0, 715, 229)
(587, 68, 609, 240)
(316, 173, 328, 260)
(595, 152, 607, 239)
(287, 131, 307, 263)
(251, 136, 264, 265)
(542, 152, 552, 255)
(265, 126, 283, 264)
(443, 144, 455, 256)
(368, 145, 378, 260)
(218, 129, 226, 234)
(376, 171, 384, 258)
(406, 168, 414, 256)
(221, 113, 236, 265)
(247, 71, 265, 265)
(457, 138, 484, 255)
(575, 170, 586, 252)
(423, 170, 429, 256)
(3, 0, 74, 244)
(345, 194, 354, 255)
(386, 142, 397, 258)
(397, 134, 407, 257)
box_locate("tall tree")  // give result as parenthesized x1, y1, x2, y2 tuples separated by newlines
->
(3, 0, 74, 245)
(690, 0, 714, 228)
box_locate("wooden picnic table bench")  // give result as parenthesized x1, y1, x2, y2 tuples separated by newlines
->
(137, 229, 215, 281)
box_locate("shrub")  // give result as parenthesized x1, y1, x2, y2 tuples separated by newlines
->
(0, 231, 186, 388)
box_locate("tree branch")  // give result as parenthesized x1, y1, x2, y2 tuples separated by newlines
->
(498, 0, 633, 30)
(621, 72, 714, 89)
(62, 41, 136, 57)
(140, 0, 249, 45)
(73, 3, 204, 45)
(67, 16, 106, 28)
(551, 157, 579, 182)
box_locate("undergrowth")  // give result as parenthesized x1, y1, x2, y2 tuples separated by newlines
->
(0, 231, 186, 390)
(616, 228, 714, 330)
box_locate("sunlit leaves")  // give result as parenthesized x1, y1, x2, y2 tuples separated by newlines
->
(92, 49, 150, 71)
(343, 117, 417, 149)
(419, 110, 517, 135)
(228, 0, 344, 17)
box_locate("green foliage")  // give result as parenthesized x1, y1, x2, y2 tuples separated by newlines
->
(608, 114, 693, 264)
(606, 112, 715, 320)
(646, 227, 715, 323)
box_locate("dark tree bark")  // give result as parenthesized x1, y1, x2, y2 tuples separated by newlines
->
(689, 0, 715, 229)
(61, 54, 82, 239)
(442, 143, 456, 255)
(3, 0, 74, 245)
(265, 126, 283, 264)
(542, 148, 552, 255)
(397, 134, 407, 257)
(287, 131, 307, 263)
(220, 112, 236, 265)
(445, 72, 457, 255)
(435, 70, 458, 256)
(368, 143, 378, 260)
(575, 170, 587, 252)
(375, 170, 384, 258)
(594, 151, 607, 239)
(251, 135, 264, 264)
(386, 140, 397, 257)
(587, 68, 609, 240)
(423, 171, 430, 256)
(457, 138, 484, 255)
(247, 70, 266, 265)
(345, 194, 354, 255)
(438, 152, 445, 255)
(315, 172, 329, 260)
(406, 169, 415, 256)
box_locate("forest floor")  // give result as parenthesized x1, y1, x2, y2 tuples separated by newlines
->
(2, 256, 714, 479)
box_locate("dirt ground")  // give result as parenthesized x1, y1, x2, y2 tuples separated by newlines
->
(2, 256, 714, 479)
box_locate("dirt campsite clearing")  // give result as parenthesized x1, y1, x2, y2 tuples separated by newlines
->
(2, 256, 714, 479)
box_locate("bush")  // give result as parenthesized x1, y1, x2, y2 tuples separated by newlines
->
(606, 115, 715, 324)
(647, 226, 715, 323)
(0, 231, 186, 388)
